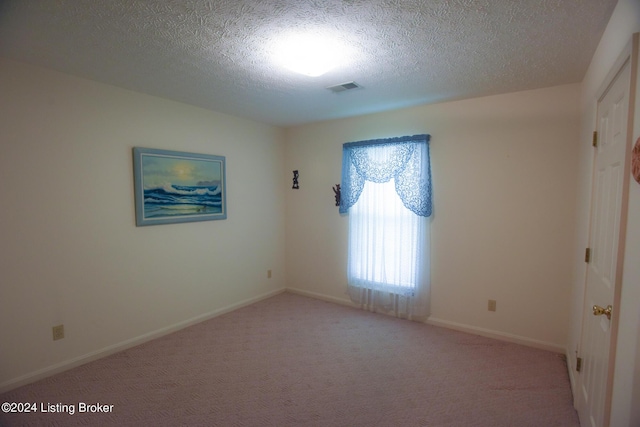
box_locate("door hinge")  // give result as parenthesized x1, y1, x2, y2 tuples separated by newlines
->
(592, 131, 598, 147)
(576, 357, 582, 372)
(585, 248, 591, 263)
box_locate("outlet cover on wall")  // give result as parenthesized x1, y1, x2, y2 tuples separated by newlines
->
(52, 324, 64, 341)
(488, 300, 497, 312)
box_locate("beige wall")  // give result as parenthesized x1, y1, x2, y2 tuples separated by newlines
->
(569, 0, 640, 425)
(285, 83, 581, 352)
(0, 59, 287, 391)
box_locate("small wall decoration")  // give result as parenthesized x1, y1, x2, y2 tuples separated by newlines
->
(133, 147, 226, 226)
(633, 137, 640, 185)
(292, 170, 299, 189)
(333, 184, 341, 206)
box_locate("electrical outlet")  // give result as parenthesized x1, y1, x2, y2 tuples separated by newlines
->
(488, 300, 497, 312)
(267, 269, 272, 279)
(52, 324, 65, 341)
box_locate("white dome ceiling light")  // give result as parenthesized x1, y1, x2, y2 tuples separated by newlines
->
(272, 32, 351, 77)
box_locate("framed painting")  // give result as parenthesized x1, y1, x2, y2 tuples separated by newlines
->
(133, 147, 226, 226)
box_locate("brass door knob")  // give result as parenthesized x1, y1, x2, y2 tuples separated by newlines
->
(593, 304, 612, 320)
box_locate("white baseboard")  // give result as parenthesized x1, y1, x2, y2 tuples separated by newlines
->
(0, 287, 286, 394)
(426, 317, 565, 353)
(286, 287, 356, 308)
(565, 347, 579, 407)
(287, 288, 565, 353)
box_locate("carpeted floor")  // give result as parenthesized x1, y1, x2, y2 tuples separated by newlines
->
(0, 292, 580, 426)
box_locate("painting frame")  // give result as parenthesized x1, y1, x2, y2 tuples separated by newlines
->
(133, 147, 227, 226)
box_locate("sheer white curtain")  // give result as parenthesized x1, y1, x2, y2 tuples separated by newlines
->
(342, 138, 431, 320)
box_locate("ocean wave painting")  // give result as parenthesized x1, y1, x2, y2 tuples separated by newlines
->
(133, 148, 226, 226)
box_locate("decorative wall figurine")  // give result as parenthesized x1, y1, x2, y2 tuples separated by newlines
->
(292, 170, 299, 189)
(333, 184, 341, 206)
(633, 137, 640, 185)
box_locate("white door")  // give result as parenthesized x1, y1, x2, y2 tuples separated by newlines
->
(577, 59, 632, 427)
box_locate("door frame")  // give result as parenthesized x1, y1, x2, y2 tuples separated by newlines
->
(577, 33, 639, 426)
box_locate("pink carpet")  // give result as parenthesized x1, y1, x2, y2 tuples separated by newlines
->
(0, 292, 579, 426)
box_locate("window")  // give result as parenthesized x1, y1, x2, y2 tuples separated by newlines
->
(340, 135, 432, 317)
(348, 178, 424, 292)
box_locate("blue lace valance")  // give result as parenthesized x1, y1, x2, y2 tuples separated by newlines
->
(339, 134, 432, 217)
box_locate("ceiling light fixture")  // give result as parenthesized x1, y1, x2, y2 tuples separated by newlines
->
(273, 33, 348, 77)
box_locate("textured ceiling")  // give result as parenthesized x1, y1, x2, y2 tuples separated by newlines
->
(0, 0, 617, 127)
